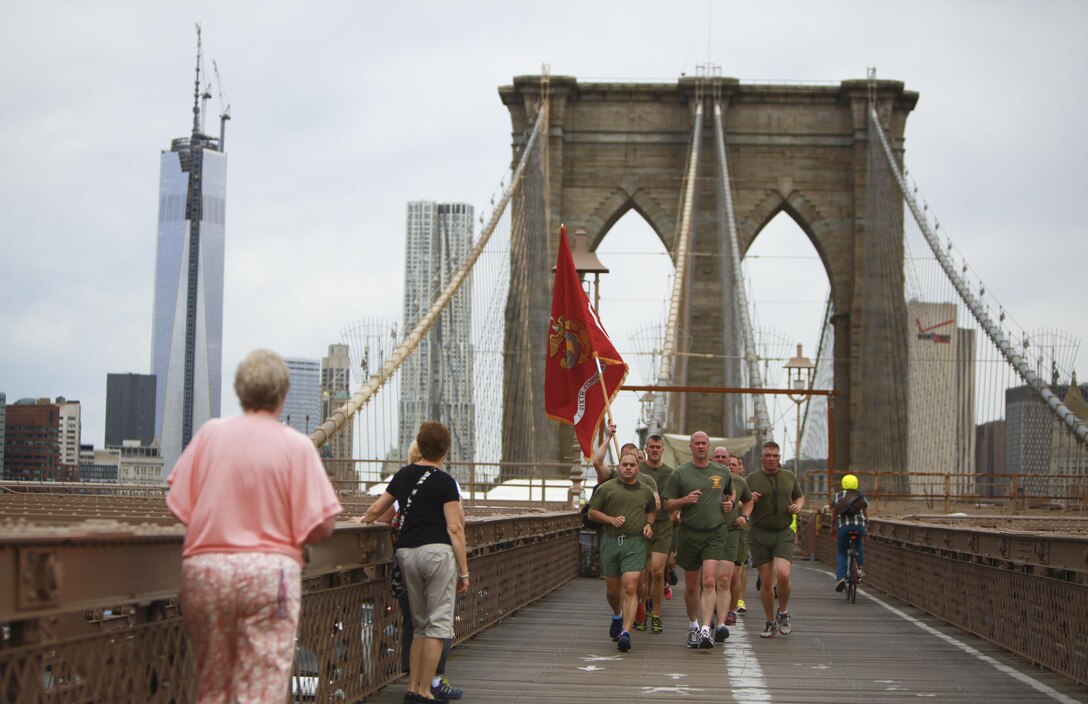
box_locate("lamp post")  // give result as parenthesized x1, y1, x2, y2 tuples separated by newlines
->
(784, 344, 815, 474)
(559, 227, 609, 508)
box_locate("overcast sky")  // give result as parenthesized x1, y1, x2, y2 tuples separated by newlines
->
(2, 1, 1086, 453)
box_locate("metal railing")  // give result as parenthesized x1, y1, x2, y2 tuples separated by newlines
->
(0, 512, 582, 703)
(804, 512, 1088, 686)
(798, 470, 1088, 515)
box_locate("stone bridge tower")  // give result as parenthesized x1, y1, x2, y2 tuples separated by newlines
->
(500, 75, 918, 474)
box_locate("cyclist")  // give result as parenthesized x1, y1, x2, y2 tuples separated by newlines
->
(831, 474, 868, 592)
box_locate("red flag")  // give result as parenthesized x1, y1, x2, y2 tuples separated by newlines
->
(545, 226, 628, 458)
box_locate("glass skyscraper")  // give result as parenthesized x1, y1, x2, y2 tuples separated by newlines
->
(399, 201, 475, 480)
(105, 373, 157, 447)
(280, 358, 322, 436)
(150, 58, 227, 477)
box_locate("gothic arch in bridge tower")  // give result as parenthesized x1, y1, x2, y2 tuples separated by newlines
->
(584, 186, 676, 252)
(741, 188, 839, 300)
(500, 74, 918, 473)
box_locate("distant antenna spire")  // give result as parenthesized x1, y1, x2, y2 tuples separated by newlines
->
(192, 23, 202, 136)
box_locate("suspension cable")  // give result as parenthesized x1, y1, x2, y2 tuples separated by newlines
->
(651, 100, 703, 434)
(713, 100, 773, 441)
(869, 107, 1088, 445)
(311, 99, 549, 449)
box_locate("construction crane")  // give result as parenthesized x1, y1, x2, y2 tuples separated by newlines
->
(212, 60, 231, 150)
(199, 81, 212, 136)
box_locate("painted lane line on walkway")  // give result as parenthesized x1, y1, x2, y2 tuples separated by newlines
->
(808, 565, 1080, 704)
(722, 609, 772, 702)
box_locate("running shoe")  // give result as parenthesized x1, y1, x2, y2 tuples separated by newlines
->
(633, 617, 646, 632)
(431, 678, 463, 700)
(725, 610, 736, 626)
(699, 626, 714, 649)
(650, 615, 663, 633)
(736, 599, 747, 613)
(835, 579, 846, 592)
(760, 620, 777, 638)
(857, 570, 865, 582)
(777, 609, 793, 636)
(686, 625, 700, 648)
(714, 624, 730, 643)
(609, 615, 623, 640)
(617, 631, 631, 652)
(664, 583, 673, 600)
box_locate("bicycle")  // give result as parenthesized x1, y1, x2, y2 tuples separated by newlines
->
(844, 530, 862, 603)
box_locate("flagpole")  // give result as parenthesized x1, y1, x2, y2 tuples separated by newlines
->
(594, 354, 622, 461)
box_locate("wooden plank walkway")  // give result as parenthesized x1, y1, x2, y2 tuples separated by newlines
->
(366, 560, 1088, 703)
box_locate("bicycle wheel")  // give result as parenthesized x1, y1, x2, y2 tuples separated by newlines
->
(847, 551, 859, 603)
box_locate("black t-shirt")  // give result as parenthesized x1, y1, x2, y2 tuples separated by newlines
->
(386, 464, 461, 549)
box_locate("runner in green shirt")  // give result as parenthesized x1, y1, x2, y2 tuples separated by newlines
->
(725, 454, 753, 622)
(745, 441, 804, 639)
(638, 433, 674, 634)
(587, 449, 657, 653)
(592, 424, 661, 633)
(711, 446, 752, 629)
(661, 431, 736, 649)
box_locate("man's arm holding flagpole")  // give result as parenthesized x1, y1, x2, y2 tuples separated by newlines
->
(591, 420, 620, 485)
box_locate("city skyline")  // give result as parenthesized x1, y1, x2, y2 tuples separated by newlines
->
(2, 2, 1086, 454)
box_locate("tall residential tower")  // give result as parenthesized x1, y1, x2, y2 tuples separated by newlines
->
(398, 201, 475, 481)
(150, 32, 228, 476)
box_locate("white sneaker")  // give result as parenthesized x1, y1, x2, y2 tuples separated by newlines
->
(776, 609, 793, 636)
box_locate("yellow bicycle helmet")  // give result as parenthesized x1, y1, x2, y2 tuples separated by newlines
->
(841, 474, 859, 490)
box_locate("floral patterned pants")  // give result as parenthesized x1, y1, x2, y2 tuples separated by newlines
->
(181, 552, 301, 704)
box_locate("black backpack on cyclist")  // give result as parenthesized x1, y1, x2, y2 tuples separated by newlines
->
(834, 489, 868, 517)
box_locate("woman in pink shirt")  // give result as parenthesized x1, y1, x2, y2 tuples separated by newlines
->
(167, 349, 342, 704)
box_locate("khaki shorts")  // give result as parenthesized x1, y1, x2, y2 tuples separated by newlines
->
(649, 520, 673, 554)
(747, 526, 795, 567)
(675, 524, 727, 572)
(600, 534, 649, 578)
(396, 544, 457, 639)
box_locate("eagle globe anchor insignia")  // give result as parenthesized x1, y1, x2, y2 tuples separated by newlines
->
(549, 315, 591, 369)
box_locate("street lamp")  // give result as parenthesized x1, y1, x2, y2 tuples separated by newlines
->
(556, 227, 609, 507)
(784, 343, 815, 472)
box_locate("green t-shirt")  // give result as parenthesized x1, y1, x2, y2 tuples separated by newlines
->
(639, 461, 673, 525)
(745, 469, 803, 532)
(588, 477, 657, 538)
(723, 474, 753, 529)
(662, 461, 733, 531)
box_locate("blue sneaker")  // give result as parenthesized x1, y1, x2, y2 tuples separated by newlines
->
(617, 631, 631, 652)
(431, 678, 463, 700)
(609, 615, 623, 640)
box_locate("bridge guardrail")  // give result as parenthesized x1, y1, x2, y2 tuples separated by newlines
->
(806, 512, 1088, 687)
(0, 511, 582, 703)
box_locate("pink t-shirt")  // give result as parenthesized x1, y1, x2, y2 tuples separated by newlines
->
(166, 412, 343, 565)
